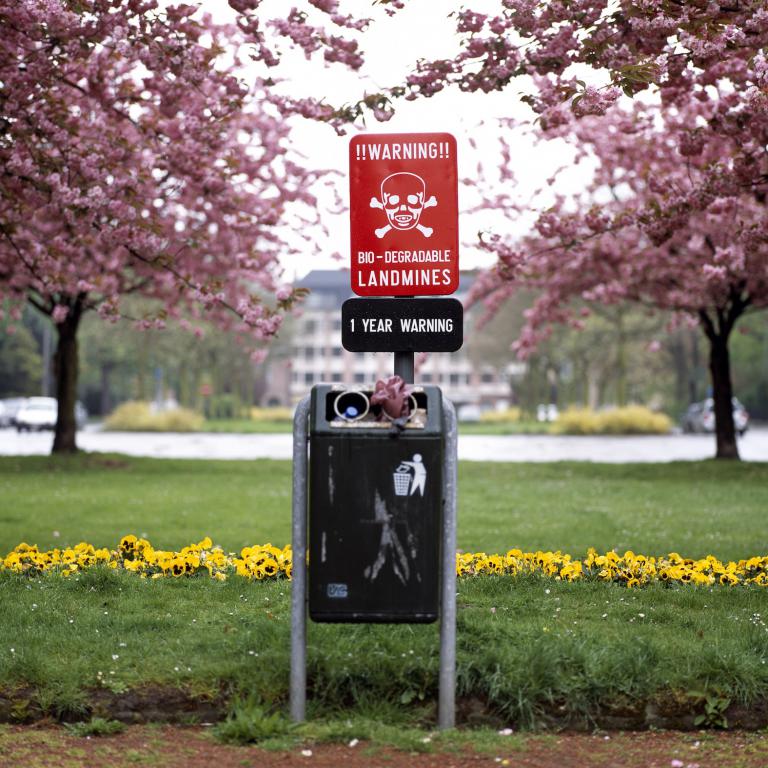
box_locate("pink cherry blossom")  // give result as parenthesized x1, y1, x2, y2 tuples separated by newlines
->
(0, 1, 317, 452)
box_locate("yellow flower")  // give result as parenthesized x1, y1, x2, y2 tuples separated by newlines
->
(3, 553, 22, 572)
(560, 561, 583, 581)
(261, 558, 279, 578)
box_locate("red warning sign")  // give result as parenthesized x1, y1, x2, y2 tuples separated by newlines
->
(349, 132, 459, 296)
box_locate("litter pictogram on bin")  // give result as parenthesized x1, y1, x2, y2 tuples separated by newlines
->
(393, 463, 412, 496)
(392, 454, 427, 497)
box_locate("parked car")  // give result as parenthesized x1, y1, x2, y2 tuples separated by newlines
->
(456, 404, 483, 422)
(0, 397, 28, 428)
(15, 398, 88, 432)
(681, 397, 749, 436)
(16, 397, 57, 432)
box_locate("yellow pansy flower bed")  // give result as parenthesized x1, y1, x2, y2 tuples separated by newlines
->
(457, 548, 768, 587)
(1, 537, 767, 587)
(0, 536, 291, 582)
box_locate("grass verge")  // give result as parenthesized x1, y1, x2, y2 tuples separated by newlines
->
(0, 569, 766, 728)
(1, 455, 767, 559)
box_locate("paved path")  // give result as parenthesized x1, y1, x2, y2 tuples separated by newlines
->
(1, 426, 767, 462)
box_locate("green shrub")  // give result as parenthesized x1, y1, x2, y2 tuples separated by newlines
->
(551, 407, 602, 435)
(552, 406, 671, 435)
(206, 394, 244, 420)
(214, 698, 295, 745)
(250, 406, 294, 422)
(598, 405, 672, 435)
(479, 407, 522, 424)
(65, 718, 125, 737)
(104, 401, 203, 432)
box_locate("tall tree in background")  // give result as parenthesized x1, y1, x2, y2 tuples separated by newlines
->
(0, 0, 314, 453)
(471, 97, 768, 459)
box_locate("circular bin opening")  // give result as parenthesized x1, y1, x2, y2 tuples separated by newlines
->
(380, 394, 419, 423)
(333, 390, 370, 422)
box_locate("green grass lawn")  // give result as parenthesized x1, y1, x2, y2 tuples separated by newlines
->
(200, 418, 551, 435)
(1, 455, 766, 559)
(1, 455, 767, 729)
(201, 418, 294, 433)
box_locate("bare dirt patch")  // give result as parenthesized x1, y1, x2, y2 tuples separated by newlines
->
(1, 725, 767, 768)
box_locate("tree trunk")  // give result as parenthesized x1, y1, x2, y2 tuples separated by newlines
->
(707, 331, 739, 459)
(52, 308, 83, 454)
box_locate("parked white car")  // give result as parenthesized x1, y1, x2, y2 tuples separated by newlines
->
(15, 398, 88, 432)
(15, 397, 57, 432)
(0, 397, 28, 427)
(681, 397, 749, 436)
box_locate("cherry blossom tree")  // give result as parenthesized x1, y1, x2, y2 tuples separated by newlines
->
(0, 1, 316, 453)
(470, 97, 768, 459)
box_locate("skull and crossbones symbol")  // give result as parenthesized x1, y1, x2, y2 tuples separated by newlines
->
(369, 172, 438, 239)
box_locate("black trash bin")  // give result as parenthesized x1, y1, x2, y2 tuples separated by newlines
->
(308, 383, 444, 623)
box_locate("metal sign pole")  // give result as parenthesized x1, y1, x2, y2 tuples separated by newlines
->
(438, 397, 458, 729)
(394, 351, 415, 383)
(290, 395, 311, 723)
(394, 294, 415, 384)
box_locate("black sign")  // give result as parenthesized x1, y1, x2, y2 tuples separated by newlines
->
(341, 298, 463, 353)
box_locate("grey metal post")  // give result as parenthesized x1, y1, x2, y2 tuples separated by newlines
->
(394, 351, 414, 383)
(439, 397, 458, 729)
(290, 395, 311, 723)
(394, 296, 415, 383)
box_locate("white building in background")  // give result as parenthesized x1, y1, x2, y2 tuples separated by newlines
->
(261, 269, 523, 409)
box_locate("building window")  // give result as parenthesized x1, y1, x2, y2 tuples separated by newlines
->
(304, 372, 314, 384)
(481, 371, 494, 383)
(332, 347, 343, 358)
(449, 373, 460, 386)
(331, 372, 342, 382)
(305, 346, 315, 360)
(421, 373, 433, 383)
(333, 318, 342, 331)
(304, 319, 316, 334)
(354, 372, 365, 383)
